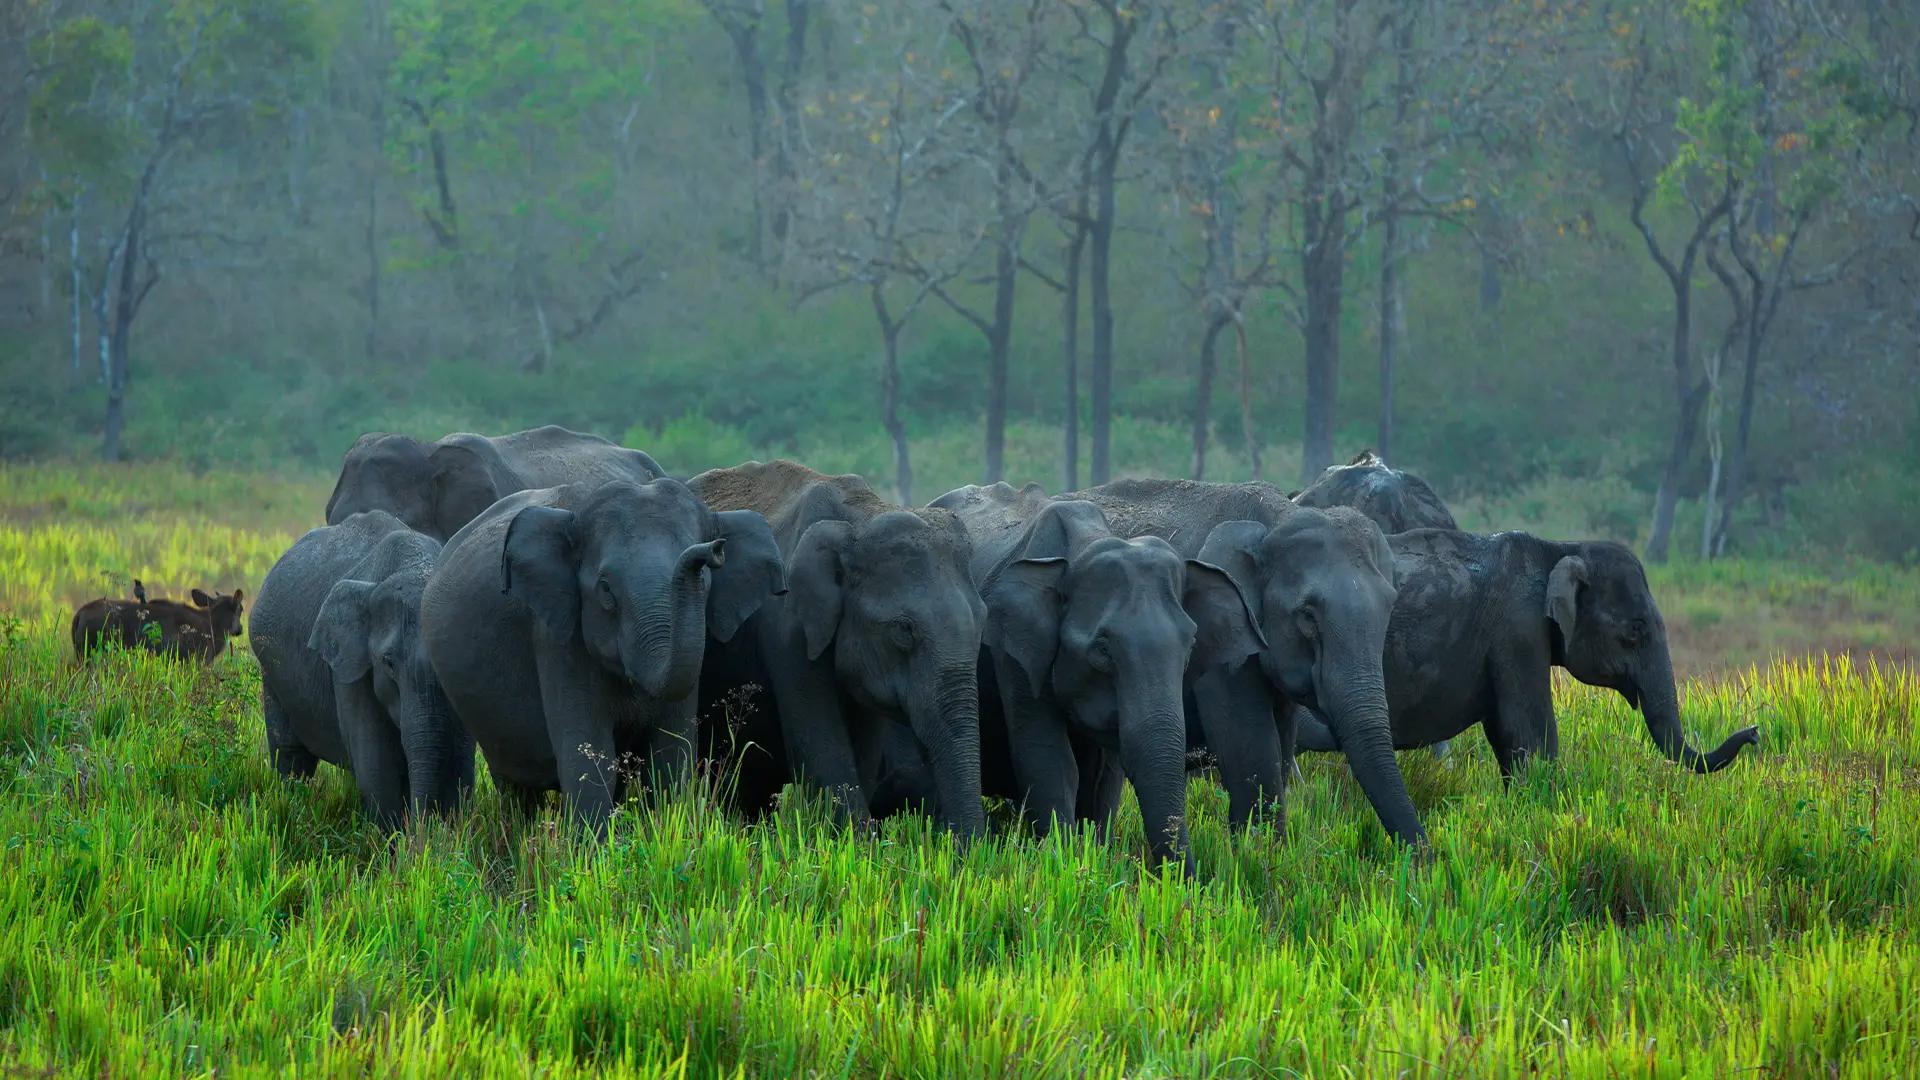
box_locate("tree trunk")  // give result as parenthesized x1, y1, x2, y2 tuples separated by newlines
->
(1645, 271, 1703, 563)
(1699, 347, 1723, 560)
(1062, 222, 1086, 492)
(364, 163, 381, 360)
(983, 177, 1018, 484)
(1714, 319, 1763, 555)
(69, 198, 82, 377)
(715, 11, 770, 270)
(1191, 314, 1228, 480)
(1088, 165, 1117, 485)
(1377, 210, 1402, 463)
(102, 207, 143, 462)
(1235, 315, 1260, 480)
(1300, 219, 1345, 484)
(1377, 5, 1413, 463)
(769, 0, 810, 261)
(874, 284, 913, 506)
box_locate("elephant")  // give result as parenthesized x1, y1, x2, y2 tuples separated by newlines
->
(1292, 449, 1461, 758)
(1063, 478, 1425, 847)
(420, 478, 784, 827)
(690, 460, 987, 839)
(928, 482, 1263, 866)
(325, 425, 665, 540)
(1292, 449, 1459, 533)
(1291, 530, 1760, 776)
(250, 511, 471, 828)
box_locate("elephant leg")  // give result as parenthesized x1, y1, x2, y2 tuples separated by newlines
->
(992, 654, 1079, 838)
(760, 628, 873, 827)
(336, 679, 408, 831)
(535, 644, 621, 832)
(1190, 663, 1285, 830)
(1072, 740, 1124, 842)
(263, 686, 318, 780)
(1487, 653, 1554, 784)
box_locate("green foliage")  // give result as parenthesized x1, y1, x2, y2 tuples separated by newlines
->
(2, 464, 1919, 1074)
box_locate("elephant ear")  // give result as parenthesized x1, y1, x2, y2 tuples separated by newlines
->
(1546, 555, 1588, 652)
(500, 504, 581, 639)
(1013, 499, 1113, 564)
(428, 443, 501, 540)
(1184, 560, 1266, 672)
(325, 432, 387, 524)
(309, 578, 376, 682)
(789, 519, 854, 661)
(983, 558, 1067, 693)
(1189, 521, 1270, 673)
(708, 509, 787, 644)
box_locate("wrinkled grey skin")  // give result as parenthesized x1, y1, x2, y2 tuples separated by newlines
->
(421, 479, 784, 828)
(1064, 478, 1425, 847)
(692, 461, 987, 839)
(929, 482, 1262, 867)
(1291, 450, 1459, 533)
(1292, 449, 1461, 758)
(1293, 530, 1759, 776)
(251, 511, 472, 829)
(325, 425, 665, 540)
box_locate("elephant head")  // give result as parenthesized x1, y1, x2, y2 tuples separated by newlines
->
(501, 479, 784, 703)
(788, 509, 987, 838)
(1195, 507, 1426, 846)
(1545, 542, 1758, 772)
(326, 433, 503, 540)
(310, 556, 472, 816)
(983, 499, 1260, 864)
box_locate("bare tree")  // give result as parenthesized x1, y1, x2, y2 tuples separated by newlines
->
(787, 8, 976, 503)
(926, 0, 1049, 485)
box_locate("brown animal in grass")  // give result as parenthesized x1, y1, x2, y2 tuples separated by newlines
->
(71, 587, 246, 663)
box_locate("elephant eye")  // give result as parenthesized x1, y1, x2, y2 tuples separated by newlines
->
(887, 617, 916, 650)
(1623, 618, 1648, 646)
(1087, 634, 1114, 673)
(382, 652, 398, 674)
(597, 578, 617, 612)
(1294, 606, 1319, 640)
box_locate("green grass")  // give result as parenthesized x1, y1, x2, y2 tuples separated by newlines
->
(2, 464, 1917, 1077)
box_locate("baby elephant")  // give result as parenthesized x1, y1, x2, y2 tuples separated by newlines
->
(1294, 531, 1759, 776)
(71, 586, 246, 662)
(251, 511, 474, 829)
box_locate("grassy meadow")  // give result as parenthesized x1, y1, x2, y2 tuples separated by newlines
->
(2, 462, 1918, 1076)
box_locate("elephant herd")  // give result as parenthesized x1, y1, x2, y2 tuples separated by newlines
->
(238, 427, 1758, 864)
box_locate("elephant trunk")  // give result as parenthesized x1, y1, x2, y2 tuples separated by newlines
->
(1634, 648, 1759, 774)
(1116, 681, 1193, 870)
(630, 540, 724, 702)
(401, 681, 475, 814)
(1320, 658, 1426, 847)
(910, 657, 986, 840)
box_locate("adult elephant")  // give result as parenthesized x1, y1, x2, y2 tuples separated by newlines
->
(1292, 531, 1759, 776)
(421, 478, 784, 827)
(691, 461, 986, 839)
(1065, 478, 1424, 847)
(928, 483, 1263, 866)
(251, 511, 471, 828)
(1292, 449, 1459, 533)
(325, 425, 665, 540)
(1292, 449, 1461, 759)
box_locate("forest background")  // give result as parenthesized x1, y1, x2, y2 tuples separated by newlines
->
(1, 0, 1915, 565)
